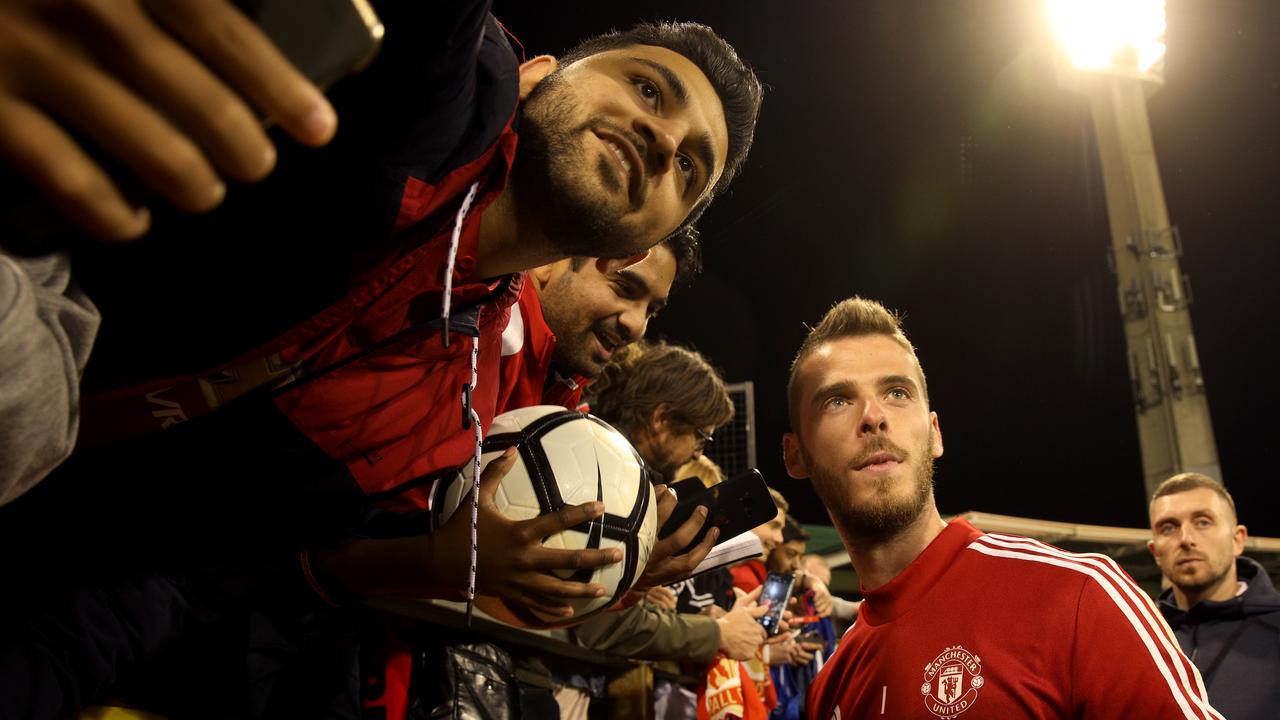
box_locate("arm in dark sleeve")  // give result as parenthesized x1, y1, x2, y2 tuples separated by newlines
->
(0, 394, 365, 589)
(0, 572, 194, 720)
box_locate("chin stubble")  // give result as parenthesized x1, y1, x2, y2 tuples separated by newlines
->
(814, 441, 936, 546)
(512, 74, 644, 259)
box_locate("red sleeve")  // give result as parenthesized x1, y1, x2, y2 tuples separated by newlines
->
(1070, 554, 1223, 719)
(731, 560, 764, 593)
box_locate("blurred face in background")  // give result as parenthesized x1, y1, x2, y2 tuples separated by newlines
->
(768, 539, 807, 574)
(751, 507, 786, 559)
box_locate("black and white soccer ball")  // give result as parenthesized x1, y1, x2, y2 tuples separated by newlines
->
(431, 405, 657, 627)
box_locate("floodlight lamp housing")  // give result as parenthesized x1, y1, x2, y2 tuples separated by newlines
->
(1046, 0, 1166, 85)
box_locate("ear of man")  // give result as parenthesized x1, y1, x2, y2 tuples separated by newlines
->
(650, 402, 673, 434)
(528, 259, 567, 291)
(782, 433, 808, 480)
(518, 55, 557, 99)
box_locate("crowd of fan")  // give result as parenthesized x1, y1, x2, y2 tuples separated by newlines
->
(2, 2, 1276, 720)
(0, 1, 847, 718)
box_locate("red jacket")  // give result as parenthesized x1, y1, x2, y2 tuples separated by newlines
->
(732, 559, 768, 594)
(496, 279, 588, 415)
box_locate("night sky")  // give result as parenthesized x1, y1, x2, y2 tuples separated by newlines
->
(494, 1, 1280, 536)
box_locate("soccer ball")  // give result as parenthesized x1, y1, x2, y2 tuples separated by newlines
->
(430, 405, 657, 627)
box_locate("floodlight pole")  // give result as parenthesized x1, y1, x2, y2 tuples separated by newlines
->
(1069, 71, 1221, 498)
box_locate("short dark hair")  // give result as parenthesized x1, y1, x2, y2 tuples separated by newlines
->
(589, 340, 733, 438)
(787, 297, 927, 428)
(783, 515, 810, 544)
(662, 225, 702, 288)
(1150, 473, 1238, 523)
(566, 224, 701, 288)
(560, 21, 762, 205)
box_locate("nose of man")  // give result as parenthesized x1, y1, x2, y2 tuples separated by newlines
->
(618, 304, 648, 340)
(858, 398, 888, 436)
(635, 114, 680, 176)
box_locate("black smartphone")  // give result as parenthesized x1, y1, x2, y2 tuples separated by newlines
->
(758, 571, 795, 636)
(658, 469, 778, 556)
(796, 629, 825, 645)
(239, 0, 384, 89)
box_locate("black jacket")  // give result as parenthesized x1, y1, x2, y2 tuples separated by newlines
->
(1158, 556, 1280, 720)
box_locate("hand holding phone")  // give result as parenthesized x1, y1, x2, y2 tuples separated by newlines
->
(758, 571, 796, 636)
(796, 629, 825, 646)
(633, 485, 720, 590)
(0, 0, 378, 241)
(658, 469, 779, 556)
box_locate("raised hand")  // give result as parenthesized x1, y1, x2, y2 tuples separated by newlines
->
(716, 585, 768, 660)
(632, 483, 718, 589)
(0, 0, 336, 240)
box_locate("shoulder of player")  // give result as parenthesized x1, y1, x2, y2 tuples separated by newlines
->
(962, 533, 1136, 596)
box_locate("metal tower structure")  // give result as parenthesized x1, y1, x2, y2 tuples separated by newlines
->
(1049, 0, 1221, 498)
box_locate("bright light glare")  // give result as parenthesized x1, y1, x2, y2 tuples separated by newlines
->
(1046, 0, 1166, 75)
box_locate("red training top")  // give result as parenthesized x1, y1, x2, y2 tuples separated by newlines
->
(806, 518, 1222, 720)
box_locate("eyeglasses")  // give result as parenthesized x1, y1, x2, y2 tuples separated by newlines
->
(693, 428, 714, 449)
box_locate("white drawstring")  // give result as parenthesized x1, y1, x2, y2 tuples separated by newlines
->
(441, 181, 480, 348)
(464, 335, 482, 625)
(440, 180, 486, 624)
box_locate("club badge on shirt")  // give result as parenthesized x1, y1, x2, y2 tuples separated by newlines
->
(920, 645, 984, 718)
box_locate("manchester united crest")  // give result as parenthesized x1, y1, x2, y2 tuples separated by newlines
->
(920, 645, 984, 718)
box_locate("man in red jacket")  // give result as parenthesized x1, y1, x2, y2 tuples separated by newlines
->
(497, 226, 697, 415)
(785, 297, 1222, 720)
(0, 5, 763, 718)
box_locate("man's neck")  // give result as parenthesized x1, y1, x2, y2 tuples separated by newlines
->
(1173, 563, 1240, 610)
(474, 189, 562, 280)
(844, 505, 947, 592)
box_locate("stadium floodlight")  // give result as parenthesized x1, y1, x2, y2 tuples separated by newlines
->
(1045, 0, 1166, 82)
(1045, 0, 1221, 498)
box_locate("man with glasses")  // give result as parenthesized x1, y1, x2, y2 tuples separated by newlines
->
(571, 340, 766, 716)
(587, 339, 732, 481)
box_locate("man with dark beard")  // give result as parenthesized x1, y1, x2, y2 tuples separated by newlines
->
(784, 297, 1220, 720)
(0, 6, 761, 718)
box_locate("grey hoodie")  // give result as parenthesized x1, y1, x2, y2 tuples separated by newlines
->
(0, 251, 99, 506)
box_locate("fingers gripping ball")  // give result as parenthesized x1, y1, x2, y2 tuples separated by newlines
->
(431, 406, 657, 627)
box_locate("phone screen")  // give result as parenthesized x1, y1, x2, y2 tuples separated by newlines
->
(758, 572, 795, 636)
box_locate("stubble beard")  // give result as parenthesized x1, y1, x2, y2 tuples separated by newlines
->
(513, 74, 650, 259)
(810, 437, 936, 547)
(1170, 554, 1234, 596)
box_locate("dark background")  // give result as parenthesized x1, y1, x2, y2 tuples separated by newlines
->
(494, 1, 1280, 536)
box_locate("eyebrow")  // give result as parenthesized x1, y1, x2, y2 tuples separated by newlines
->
(615, 267, 668, 313)
(628, 56, 719, 195)
(1152, 509, 1216, 526)
(631, 57, 688, 104)
(879, 375, 920, 393)
(809, 380, 858, 408)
